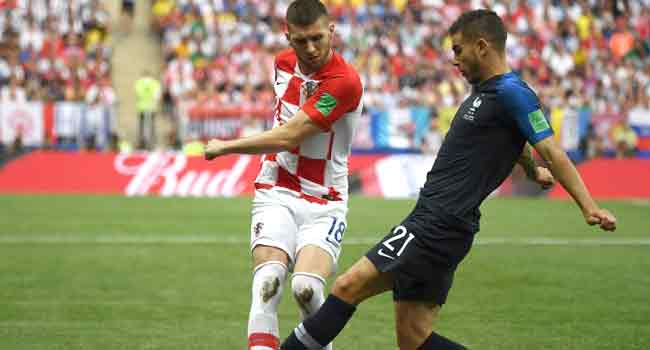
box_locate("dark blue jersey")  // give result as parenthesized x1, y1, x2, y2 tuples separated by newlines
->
(420, 72, 553, 234)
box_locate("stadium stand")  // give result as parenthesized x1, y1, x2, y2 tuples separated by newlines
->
(151, 0, 650, 159)
(1, 0, 649, 161)
(0, 0, 117, 153)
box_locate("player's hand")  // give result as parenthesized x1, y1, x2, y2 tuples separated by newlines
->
(534, 166, 555, 190)
(584, 208, 617, 231)
(204, 139, 227, 161)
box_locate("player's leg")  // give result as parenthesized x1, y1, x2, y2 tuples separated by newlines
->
(283, 200, 393, 349)
(292, 245, 332, 319)
(248, 189, 298, 350)
(393, 301, 466, 350)
(331, 256, 394, 304)
(386, 225, 473, 350)
(281, 256, 393, 350)
(249, 246, 290, 350)
(394, 301, 439, 349)
(291, 245, 333, 349)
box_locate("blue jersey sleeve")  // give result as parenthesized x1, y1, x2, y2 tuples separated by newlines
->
(498, 81, 553, 145)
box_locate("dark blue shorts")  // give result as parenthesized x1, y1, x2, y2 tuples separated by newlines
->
(365, 201, 474, 305)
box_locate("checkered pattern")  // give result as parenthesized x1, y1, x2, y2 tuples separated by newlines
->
(254, 49, 363, 203)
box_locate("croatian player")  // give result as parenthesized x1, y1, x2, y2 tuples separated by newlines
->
(204, 1, 363, 350)
(281, 9, 617, 350)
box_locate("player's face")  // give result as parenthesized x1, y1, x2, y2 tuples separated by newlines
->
(286, 16, 334, 73)
(450, 33, 483, 84)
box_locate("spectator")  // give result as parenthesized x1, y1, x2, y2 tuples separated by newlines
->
(610, 117, 638, 158)
(610, 22, 636, 60)
(0, 76, 26, 102)
(86, 77, 116, 105)
(134, 70, 162, 150)
(420, 115, 442, 156)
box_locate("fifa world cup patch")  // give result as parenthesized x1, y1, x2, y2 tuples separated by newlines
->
(528, 109, 550, 133)
(315, 93, 337, 117)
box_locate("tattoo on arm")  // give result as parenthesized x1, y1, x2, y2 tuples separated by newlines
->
(518, 144, 539, 180)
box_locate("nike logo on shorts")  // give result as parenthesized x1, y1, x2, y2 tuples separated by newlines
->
(377, 248, 395, 260)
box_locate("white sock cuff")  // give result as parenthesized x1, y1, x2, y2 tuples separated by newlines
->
(291, 272, 326, 285)
(253, 261, 288, 276)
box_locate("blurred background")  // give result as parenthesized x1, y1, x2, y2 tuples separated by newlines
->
(0, 0, 648, 153)
(1, 0, 649, 198)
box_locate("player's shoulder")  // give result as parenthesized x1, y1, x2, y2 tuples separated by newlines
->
(319, 52, 362, 91)
(495, 72, 538, 103)
(275, 49, 297, 73)
(328, 52, 361, 78)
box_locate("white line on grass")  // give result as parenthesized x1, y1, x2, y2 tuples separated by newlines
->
(0, 234, 649, 246)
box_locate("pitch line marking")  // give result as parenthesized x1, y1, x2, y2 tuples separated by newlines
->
(0, 234, 649, 246)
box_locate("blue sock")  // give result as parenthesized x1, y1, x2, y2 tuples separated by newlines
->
(418, 331, 467, 349)
(281, 294, 356, 349)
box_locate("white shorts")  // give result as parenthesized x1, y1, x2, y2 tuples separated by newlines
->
(250, 188, 348, 269)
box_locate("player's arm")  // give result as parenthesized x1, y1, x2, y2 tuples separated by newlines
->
(532, 137, 616, 231)
(517, 143, 555, 189)
(204, 111, 322, 160)
(502, 84, 615, 231)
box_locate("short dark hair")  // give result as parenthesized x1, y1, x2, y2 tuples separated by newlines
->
(286, 0, 329, 27)
(448, 9, 507, 51)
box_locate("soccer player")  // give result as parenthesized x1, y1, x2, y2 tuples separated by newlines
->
(280, 9, 617, 350)
(204, 1, 363, 350)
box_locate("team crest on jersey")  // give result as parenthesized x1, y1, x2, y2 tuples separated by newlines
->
(463, 96, 482, 122)
(302, 81, 319, 98)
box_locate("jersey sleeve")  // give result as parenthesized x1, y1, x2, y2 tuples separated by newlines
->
(499, 82, 554, 145)
(301, 75, 362, 131)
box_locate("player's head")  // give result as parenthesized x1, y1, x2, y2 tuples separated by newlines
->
(448, 9, 507, 84)
(285, 0, 334, 73)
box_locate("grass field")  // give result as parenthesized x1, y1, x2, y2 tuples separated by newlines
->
(0, 195, 649, 350)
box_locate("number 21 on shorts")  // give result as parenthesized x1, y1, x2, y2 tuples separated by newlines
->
(378, 225, 415, 260)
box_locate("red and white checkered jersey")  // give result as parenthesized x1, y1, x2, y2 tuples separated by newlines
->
(254, 49, 363, 204)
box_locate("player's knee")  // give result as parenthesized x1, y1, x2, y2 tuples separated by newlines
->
(291, 276, 314, 305)
(332, 271, 362, 302)
(291, 273, 325, 307)
(260, 276, 281, 302)
(254, 262, 287, 303)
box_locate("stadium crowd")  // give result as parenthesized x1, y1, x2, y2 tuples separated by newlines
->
(152, 0, 650, 158)
(0, 0, 118, 158)
(1, 0, 649, 159)
(0, 0, 115, 104)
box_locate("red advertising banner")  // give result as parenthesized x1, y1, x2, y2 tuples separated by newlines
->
(2, 152, 648, 199)
(0, 151, 384, 197)
(549, 158, 650, 199)
(0, 151, 258, 196)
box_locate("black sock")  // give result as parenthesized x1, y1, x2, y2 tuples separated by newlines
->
(281, 294, 356, 349)
(418, 331, 467, 350)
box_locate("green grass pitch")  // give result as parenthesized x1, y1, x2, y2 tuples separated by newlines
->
(0, 195, 649, 349)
